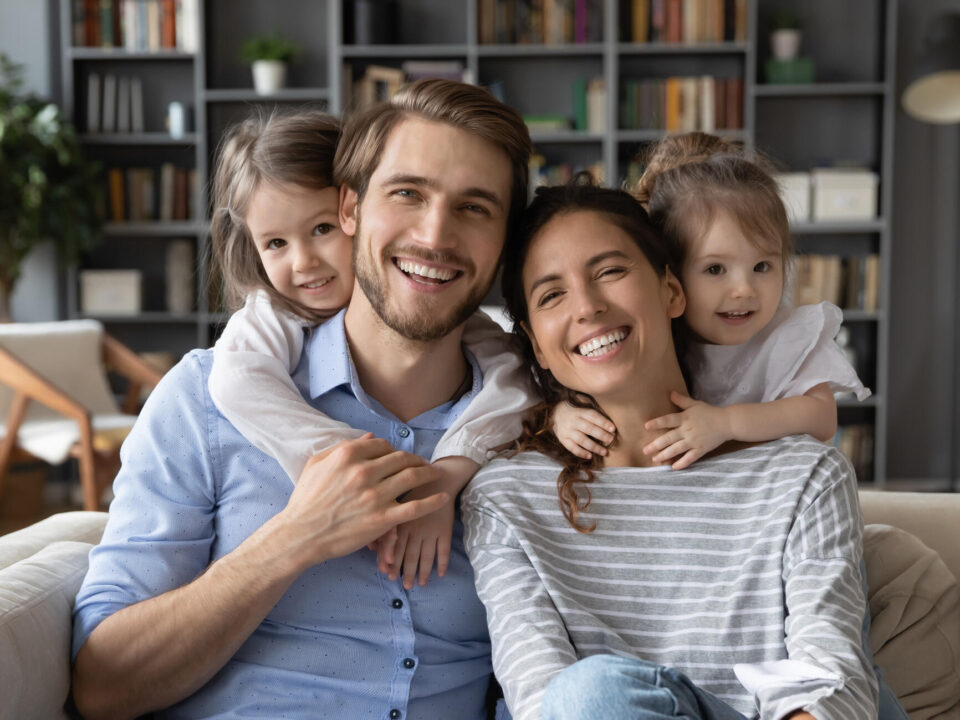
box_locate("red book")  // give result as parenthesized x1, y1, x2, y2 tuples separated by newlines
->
(161, 0, 176, 48)
(725, 77, 742, 129)
(574, 0, 588, 43)
(667, 0, 682, 42)
(84, 0, 100, 46)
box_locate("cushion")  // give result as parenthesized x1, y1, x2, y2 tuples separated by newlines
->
(864, 523, 960, 719)
(0, 511, 108, 571)
(0, 540, 96, 720)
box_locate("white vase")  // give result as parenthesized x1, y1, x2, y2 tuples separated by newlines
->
(252, 60, 287, 95)
(770, 29, 801, 61)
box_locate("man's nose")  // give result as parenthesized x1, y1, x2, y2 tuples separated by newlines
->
(413, 203, 457, 249)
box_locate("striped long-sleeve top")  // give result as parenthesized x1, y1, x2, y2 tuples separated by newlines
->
(461, 435, 878, 720)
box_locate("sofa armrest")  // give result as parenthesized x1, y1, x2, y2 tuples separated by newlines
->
(859, 490, 960, 582)
(0, 511, 108, 571)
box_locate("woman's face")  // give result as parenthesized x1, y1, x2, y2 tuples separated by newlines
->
(522, 210, 685, 401)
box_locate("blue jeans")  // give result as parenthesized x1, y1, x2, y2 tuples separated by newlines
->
(541, 655, 747, 720)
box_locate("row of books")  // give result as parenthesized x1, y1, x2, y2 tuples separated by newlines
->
(478, 0, 604, 45)
(86, 73, 147, 133)
(621, 76, 743, 132)
(794, 254, 881, 312)
(343, 62, 470, 111)
(71, 0, 199, 52)
(831, 424, 874, 482)
(623, 0, 747, 44)
(107, 164, 198, 223)
(529, 155, 605, 195)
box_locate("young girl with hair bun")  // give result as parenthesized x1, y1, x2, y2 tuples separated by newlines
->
(553, 132, 869, 470)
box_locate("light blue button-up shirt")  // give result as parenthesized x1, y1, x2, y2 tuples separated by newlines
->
(72, 310, 494, 719)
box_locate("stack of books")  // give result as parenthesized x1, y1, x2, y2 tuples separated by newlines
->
(344, 61, 469, 112)
(620, 76, 743, 132)
(71, 0, 199, 52)
(623, 0, 747, 44)
(478, 0, 604, 45)
(794, 254, 881, 312)
(107, 163, 197, 223)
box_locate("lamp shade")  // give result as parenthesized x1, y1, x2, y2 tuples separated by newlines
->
(902, 13, 960, 124)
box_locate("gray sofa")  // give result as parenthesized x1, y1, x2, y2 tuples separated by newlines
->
(1, 492, 958, 719)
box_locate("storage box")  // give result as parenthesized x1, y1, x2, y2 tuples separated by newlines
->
(80, 270, 143, 315)
(811, 168, 879, 221)
(775, 172, 811, 224)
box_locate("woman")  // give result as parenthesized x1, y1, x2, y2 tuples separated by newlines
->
(461, 181, 877, 720)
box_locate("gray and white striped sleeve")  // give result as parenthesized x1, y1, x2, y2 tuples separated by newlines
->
(462, 495, 577, 720)
(755, 448, 878, 720)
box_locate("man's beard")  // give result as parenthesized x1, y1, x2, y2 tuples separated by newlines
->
(351, 212, 491, 342)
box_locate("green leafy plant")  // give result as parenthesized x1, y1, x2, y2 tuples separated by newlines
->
(772, 11, 801, 30)
(0, 54, 103, 320)
(240, 32, 301, 63)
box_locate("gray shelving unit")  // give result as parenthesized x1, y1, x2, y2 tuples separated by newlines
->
(57, 0, 895, 484)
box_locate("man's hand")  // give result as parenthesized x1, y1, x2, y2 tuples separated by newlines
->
(279, 434, 449, 571)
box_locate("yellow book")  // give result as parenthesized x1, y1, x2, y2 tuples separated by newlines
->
(632, 0, 649, 42)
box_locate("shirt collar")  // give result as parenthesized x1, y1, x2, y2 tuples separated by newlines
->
(304, 309, 483, 426)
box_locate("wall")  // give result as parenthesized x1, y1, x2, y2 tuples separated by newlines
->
(889, 0, 960, 487)
(0, 0, 61, 322)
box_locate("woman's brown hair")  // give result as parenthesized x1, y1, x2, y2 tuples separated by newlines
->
(209, 109, 341, 322)
(634, 132, 793, 279)
(501, 176, 685, 533)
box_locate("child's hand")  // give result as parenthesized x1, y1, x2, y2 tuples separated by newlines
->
(552, 401, 617, 460)
(381, 483, 455, 590)
(643, 391, 731, 470)
(379, 456, 478, 589)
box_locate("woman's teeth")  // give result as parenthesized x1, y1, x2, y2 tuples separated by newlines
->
(578, 329, 627, 357)
(396, 259, 457, 283)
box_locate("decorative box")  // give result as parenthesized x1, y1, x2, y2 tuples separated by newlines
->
(811, 168, 879, 221)
(775, 172, 811, 224)
(80, 270, 143, 316)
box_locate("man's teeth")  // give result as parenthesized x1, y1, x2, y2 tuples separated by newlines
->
(578, 330, 627, 357)
(396, 259, 456, 281)
(303, 278, 330, 289)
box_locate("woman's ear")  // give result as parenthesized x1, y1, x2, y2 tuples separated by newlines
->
(521, 320, 550, 370)
(339, 186, 359, 236)
(662, 267, 686, 319)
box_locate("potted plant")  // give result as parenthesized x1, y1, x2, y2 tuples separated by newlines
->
(241, 32, 301, 96)
(0, 54, 103, 322)
(770, 11, 802, 61)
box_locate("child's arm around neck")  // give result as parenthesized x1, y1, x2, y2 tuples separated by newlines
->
(209, 290, 364, 484)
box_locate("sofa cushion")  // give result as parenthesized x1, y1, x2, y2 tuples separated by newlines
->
(0, 539, 96, 720)
(0, 511, 107, 571)
(864, 523, 960, 719)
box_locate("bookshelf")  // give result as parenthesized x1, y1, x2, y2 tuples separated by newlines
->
(57, 0, 895, 484)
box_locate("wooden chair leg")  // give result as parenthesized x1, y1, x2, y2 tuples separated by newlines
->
(77, 423, 100, 511)
(0, 393, 30, 503)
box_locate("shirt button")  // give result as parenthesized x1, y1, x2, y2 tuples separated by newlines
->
(389, 710, 401, 720)
(398, 426, 410, 438)
(402, 657, 415, 669)
(391, 598, 403, 609)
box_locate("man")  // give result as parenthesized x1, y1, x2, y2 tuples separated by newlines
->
(70, 79, 532, 720)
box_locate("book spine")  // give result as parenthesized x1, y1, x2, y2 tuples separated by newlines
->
(161, 0, 176, 48)
(574, 0, 587, 43)
(72, 0, 86, 46)
(100, 0, 114, 47)
(108, 168, 125, 221)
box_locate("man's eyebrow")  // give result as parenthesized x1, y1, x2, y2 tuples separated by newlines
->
(381, 173, 505, 211)
(528, 250, 631, 295)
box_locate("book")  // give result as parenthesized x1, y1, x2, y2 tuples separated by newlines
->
(680, 77, 697, 131)
(863, 254, 880, 312)
(698, 75, 715, 132)
(130, 77, 144, 132)
(72, 0, 86, 46)
(572, 77, 588, 131)
(116, 76, 131, 132)
(101, 74, 117, 133)
(136, 0, 148, 50)
(86, 73, 101, 132)
(146, 0, 161, 51)
(161, 0, 176, 48)
(159, 162, 176, 221)
(108, 168, 125, 221)
(121, 0, 137, 50)
(632, 0, 650, 42)
(99, 0, 114, 46)
(84, 0, 100, 46)
(173, 167, 188, 220)
(664, 77, 681, 130)
(586, 77, 606, 134)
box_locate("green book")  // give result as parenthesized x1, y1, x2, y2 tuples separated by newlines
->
(572, 77, 588, 132)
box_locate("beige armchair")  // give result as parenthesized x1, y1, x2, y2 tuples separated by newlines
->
(0, 320, 163, 511)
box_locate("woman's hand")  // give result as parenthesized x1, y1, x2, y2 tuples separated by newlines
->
(552, 401, 617, 459)
(643, 391, 732, 469)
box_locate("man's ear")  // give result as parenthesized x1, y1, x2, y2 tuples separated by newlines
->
(663, 267, 686, 319)
(521, 320, 549, 370)
(340, 186, 359, 236)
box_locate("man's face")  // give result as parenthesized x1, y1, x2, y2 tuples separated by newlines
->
(340, 117, 513, 342)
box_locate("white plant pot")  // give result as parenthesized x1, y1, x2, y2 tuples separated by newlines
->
(770, 29, 801, 61)
(252, 60, 287, 95)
